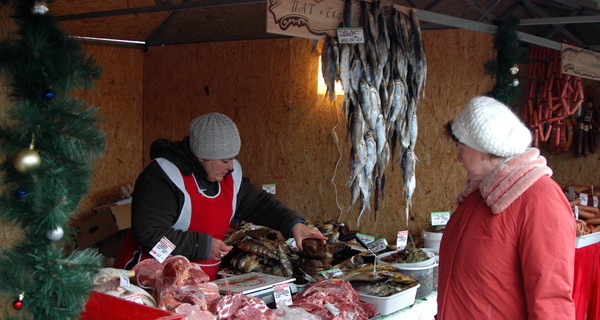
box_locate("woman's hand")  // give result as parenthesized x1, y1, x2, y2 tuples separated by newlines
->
(291, 223, 328, 250)
(210, 238, 233, 260)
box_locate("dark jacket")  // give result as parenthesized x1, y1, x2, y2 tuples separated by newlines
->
(131, 137, 303, 261)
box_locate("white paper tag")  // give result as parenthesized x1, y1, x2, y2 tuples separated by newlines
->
(580, 193, 589, 206)
(367, 237, 388, 253)
(273, 283, 293, 308)
(594, 196, 598, 208)
(573, 205, 579, 219)
(356, 233, 375, 246)
(262, 184, 276, 194)
(119, 271, 132, 291)
(337, 28, 365, 44)
(431, 211, 451, 226)
(325, 302, 340, 315)
(396, 230, 409, 249)
(320, 268, 343, 279)
(149, 236, 176, 263)
(122, 293, 144, 305)
(285, 238, 298, 249)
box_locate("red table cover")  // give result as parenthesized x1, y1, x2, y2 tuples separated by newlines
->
(574, 242, 600, 320)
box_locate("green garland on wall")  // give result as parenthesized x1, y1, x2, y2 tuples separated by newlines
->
(485, 15, 523, 105)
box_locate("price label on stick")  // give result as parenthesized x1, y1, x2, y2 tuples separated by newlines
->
(431, 211, 450, 226)
(273, 283, 292, 308)
(149, 236, 176, 263)
(367, 237, 388, 253)
(396, 230, 409, 249)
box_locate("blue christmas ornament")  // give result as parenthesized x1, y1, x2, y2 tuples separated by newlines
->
(17, 189, 27, 199)
(43, 90, 55, 101)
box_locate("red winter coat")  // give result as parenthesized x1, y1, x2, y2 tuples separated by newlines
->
(437, 175, 576, 320)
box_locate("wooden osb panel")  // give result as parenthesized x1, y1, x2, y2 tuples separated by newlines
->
(142, 29, 497, 242)
(73, 44, 144, 221)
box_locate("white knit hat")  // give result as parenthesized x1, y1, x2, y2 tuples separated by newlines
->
(189, 113, 241, 160)
(451, 96, 532, 157)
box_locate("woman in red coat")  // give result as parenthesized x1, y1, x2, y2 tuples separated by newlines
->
(437, 96, 576, 319)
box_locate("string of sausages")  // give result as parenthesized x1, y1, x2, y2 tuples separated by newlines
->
(524, 45, 585, 150)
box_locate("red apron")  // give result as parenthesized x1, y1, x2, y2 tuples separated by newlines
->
(114, 165, 235, 281)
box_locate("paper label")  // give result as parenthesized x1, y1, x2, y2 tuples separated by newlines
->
(262, 184, 276, 194)
(285, 238, 298, 249)
(573, 205, 579, 219)
(396, 230, 409, 249)
(320, 268, 343, 279)
(119, 271, 132, 291)
(273, 282, 293, 308)
(122, 293, 144, 305)
(431, 211, 451, 226)
(325, 302, 340, 315)
(367, 237, 388, 253)
(580, 193, 589, 206)
(356, 233, 375, 246)
(337, 28, 365, 44)
(594, 196, 598, 208)
(149, 236, 176, 263)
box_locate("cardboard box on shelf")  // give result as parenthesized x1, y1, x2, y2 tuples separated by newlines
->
(76, 199, 132, 250)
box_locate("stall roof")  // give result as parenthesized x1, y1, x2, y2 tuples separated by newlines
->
(48, 0, 600, 51)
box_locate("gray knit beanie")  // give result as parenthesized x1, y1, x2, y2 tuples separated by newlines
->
(451, 96, 532, 157)
(189, 113, 241, 160)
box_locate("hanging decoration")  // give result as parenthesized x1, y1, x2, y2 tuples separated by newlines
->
(484, 16, 523, 105)
(12, 292, 25, 310)
(12, 133, 41, 173)
(322, 0, 426, 227)
(46, 226, 64, 241)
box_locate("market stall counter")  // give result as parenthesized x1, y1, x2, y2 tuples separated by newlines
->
(574, 232, 600, 320)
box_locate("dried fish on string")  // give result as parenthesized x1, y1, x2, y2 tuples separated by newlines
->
(322, 0, 427, 227)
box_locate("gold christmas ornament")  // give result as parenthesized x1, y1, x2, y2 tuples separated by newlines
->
(510, 65, 520, 75)
(13, 132, 41, 173)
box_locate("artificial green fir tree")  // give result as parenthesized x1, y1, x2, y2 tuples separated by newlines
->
(0, 0, 107, 319)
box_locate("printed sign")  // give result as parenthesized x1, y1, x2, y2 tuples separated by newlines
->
(262, 184, 276, 194)
(273, 282, 293, 308)
(561, 44, 600, 81)
(320, 268, 344, 279)
(396, 230, 409, 249)
(149, 236, 176, 263)
(337, 28, 365, 43)
(431, 211, 450, 226)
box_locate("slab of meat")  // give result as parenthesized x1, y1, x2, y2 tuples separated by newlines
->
(208, 293, 278, 320)
(291, 279, 378, 320)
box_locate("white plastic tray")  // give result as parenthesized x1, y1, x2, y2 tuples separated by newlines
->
(576, 232, 600, 249)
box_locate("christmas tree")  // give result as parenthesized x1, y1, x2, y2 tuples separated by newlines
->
(0, 0, 107, 319)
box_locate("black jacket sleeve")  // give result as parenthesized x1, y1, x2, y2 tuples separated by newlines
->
(233, 177, 304, 238)
(130, 161, 212, 261)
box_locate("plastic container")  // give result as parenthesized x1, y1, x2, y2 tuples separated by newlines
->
(356, 284, 420, 315)
(80, 291, 183, 320)
(376, 250, 436, 268)
(422, 230, 444, 252)
(394, 263, 436, 299)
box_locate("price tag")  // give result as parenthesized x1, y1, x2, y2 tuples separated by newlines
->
(325, 302, 340, 316)
(320, 268, 343, 279)
(396, 230, 409, 249)
(337, 28, 365, 44)
(573, 205, 579, 219)
(122, 293, 144, 305)
(273, 283, 293, 308)
(285, 238, 298, 249)
(262, 184, 276, 194)
(119, 271, 132, 291)
(580, 193, 589, 206)
(149, 236, 176, 263)
(594, 196, 598, 208)
(431, 212, 451, 226)
(367, 237, 388, 253)
(356, 233, 375, 247)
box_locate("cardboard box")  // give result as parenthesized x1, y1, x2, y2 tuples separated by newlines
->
(77, 199, 132, 250)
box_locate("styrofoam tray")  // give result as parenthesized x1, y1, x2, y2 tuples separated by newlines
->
(576, 232, 600, 249)
(357, 284, 420, 316)
(377, 250, 436, 269)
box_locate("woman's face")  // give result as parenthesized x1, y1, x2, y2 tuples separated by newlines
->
(199, 158, 235, 182)
(455, 143, 496, 181)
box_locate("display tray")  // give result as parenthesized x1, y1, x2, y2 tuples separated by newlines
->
(212, 272, 295, 295)
(80, 291, 182, 320)
(576, 232, 600, 249)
